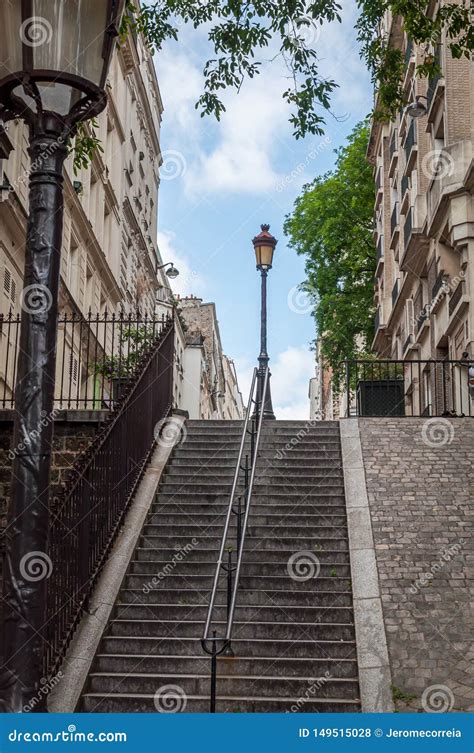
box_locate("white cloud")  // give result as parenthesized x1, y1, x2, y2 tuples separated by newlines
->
(233, 345, 314, 421)
(157, 230, 207, 297)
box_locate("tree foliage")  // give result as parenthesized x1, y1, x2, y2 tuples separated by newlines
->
(73, 1, 473, 165)
(284, 121, 376, 379)
(357, 0, 473, 119)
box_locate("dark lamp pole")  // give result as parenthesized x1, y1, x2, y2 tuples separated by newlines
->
(0, 0, 125, 712)
(252, 224, 277, 420)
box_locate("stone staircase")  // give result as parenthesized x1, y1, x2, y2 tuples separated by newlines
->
(79, 420, 360, 712)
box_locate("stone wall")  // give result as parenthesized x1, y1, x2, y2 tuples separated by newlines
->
(0, 411, 104, 567)
(358, 417, 474, 712)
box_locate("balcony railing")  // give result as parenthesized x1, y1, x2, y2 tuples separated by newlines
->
(343, 358, 474, 417)
(391, 202, 399, 237)
(404, 119, 416, 164)
(389, 129, 398, 161)
(401, 174, 409, 197)
(432, 271, 447, 299)
(375, 307, 381, 332)
(377, 235, 384, 263)
(392, 278, 399, 307)
(427, 45, 443, 110)
(0, 310, 169, 410)
(404, 207, 413, 248)
(449, 280, 464, 316)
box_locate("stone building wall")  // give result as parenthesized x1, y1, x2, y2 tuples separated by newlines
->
(357, 417, 474, 711)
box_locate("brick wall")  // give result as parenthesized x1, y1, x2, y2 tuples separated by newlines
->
(358, 417, 474, 711)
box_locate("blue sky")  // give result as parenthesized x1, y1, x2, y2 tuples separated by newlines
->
(154, 0, 372, 418)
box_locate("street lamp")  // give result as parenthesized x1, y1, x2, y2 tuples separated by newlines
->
(406, 95, 428, 118)
(0, 0, 125, 713)
(157, 262, 180, 279)
(252, 224, 277, 420)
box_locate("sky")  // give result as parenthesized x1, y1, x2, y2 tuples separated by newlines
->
(153, 0, 372, 419)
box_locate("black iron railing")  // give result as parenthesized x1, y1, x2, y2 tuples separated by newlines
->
(0, 310, 167, 409)
(201, 366, 269, 712)
(343, 359, 474, 418)
(42, 314, 175, 679)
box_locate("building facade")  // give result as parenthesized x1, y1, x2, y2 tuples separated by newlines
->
(177, 296, 244, 420)
(0, 23, 179, 408)
(368, 7, 474, 415)
(370, 8, 474, 374)
(309, 339, 345, 420)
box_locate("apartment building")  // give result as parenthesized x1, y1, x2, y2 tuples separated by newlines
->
(0, 22, 178, 407)
(178, 296, 244, 420)
(369, 10, 474, 360)
(369, 7, 474, 413)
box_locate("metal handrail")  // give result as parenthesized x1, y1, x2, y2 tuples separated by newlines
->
(201, 366, 270, 711)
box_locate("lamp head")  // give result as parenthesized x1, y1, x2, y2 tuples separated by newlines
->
(406, 95, 428, 119)
(252, 224, 278, 270)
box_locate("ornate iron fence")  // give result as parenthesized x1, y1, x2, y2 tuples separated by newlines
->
(343, 359, 474, 418)
(0, 310, 169, 410)
(41, 314, 174, 679)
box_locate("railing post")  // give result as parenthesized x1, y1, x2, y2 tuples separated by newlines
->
(210, 631, 217, 713)
(226, 549, 233, 620)
(345, 361, 351, 417)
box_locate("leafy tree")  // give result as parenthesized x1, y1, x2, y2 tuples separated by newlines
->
(284, 121, 376, 381)
(72, 1, 472, 168)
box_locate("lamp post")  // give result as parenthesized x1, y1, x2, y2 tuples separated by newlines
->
(0, 1, 125, 712)
(252, 224, 277, 420)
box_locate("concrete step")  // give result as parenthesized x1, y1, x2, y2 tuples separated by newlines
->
(134, 548, 350, 563)
(107, 619, 355, 641)
(135, 536, 350, 551)
(81, 692, 360, 713)
(154, 491, 347, 503)
(162, 468, 344, 482)
(141, 523, 347, 538)
(128, 560, 352, 578)
(124, 573, 351, 591)
(118, 588, 354, 607)
(172, 449, 342, 460)
(114, 602, 355, 623)
(150, 503, 348, 517)
(158, 482, 346, 495)
(93, 653, 358, 679)
(99, 635, 357, 659)
(88, 672, 359, 700)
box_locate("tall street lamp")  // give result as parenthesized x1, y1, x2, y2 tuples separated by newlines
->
(0, 0, 125, 712)
(252, 224, 277, 420)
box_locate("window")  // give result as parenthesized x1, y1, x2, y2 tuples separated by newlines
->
(3, 266, 16, 308)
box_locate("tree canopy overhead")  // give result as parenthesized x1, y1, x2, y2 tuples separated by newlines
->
(284, 121, 376, 379)
(125, 0, 473, 136)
